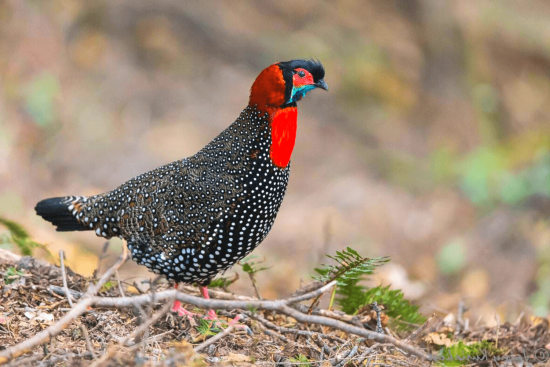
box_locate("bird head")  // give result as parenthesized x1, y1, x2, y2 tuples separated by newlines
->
(249, 59, 327, 112)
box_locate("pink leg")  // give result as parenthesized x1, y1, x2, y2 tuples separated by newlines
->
(201, 286, 245, 328)
(172, 284, 246, 329)
(171, 283, 197, 318)
(200, 286, 218, 320)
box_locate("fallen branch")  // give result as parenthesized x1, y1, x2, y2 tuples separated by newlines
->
(1, 257, 433, 364)
(50, 285, 83, 300)
(245, 311, 346, 344)
(62, 281, 431, 361)
(93, 281, 337, 309)
(59, 250, 73, 307)
(181, 284, 255, 301)
(295, 303, 371, 325)
(355, 342, 380, 365)
(185, 286, 372, 327)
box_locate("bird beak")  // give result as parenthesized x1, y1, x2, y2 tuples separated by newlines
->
(314, 79, 329, 91)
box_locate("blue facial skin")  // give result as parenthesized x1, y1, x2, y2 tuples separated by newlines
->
(289, 84, 317, 103)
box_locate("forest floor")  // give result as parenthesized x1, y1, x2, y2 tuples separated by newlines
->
(1, 248, 549, 367)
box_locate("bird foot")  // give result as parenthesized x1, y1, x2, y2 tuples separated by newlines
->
(172, 302, 248, 332)
(171, 300, 199, 319)
(204, 313, 252, 334)
(172, 285, 250, 333)
(202, 309, 218, 321)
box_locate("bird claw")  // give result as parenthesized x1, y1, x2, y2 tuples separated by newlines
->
(172, 302, 250, 333)
(203, 309, 218, 321)
(203, 313, 253, 335)
(171, 300, 198, 319)
(172, 287, 251, 335)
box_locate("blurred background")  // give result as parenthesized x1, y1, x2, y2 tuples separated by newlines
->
(1, 0, 550, 324)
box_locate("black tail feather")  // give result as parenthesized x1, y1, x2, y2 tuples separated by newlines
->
(35, 197, 88, 232)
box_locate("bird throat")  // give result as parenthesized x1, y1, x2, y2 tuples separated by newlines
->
(269, 106, 297, 168)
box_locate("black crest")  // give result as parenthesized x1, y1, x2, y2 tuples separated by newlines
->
(278, 59, 325, 105)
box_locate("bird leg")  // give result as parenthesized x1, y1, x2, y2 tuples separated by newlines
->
(172, 284, 248, 331)
(171, 300, 198, 318)
(171, 283, 198, 318)
(200, 286, 218, 320)
(200, 286, 248, 331)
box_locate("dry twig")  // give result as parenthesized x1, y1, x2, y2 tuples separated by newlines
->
(404, 313, 434, 343)
(89, 301, 174, 367)
(0, 253, 433, 364)
(194, 324, 236, 353)
(79, 324, 96, 359)
(75, 282, 431, 360)
(115, 270, 125, 297)
(248, 272, 263, 300)
(246, 311, 346, 344)
(0, 248, 128, 364)
(59, 250, 73, 308)
(334, 345, 358, 367)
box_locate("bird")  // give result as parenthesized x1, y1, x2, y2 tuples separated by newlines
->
(35, 59, 328, 319)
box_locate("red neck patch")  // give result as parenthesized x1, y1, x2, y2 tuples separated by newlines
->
(269, 106, 298, 168)
(247, 63, 298, 168)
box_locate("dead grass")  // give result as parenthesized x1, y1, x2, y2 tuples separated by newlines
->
(0, 249, 549, 367)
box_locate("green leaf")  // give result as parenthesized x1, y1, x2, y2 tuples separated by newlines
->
(101, 281, 115, 292)
(4, 266, 25, 285)
(208, 276, 237, 289)
(246, 305, 258, 313)
(288, 354, 311, 367)
(437, 341, 506, 366)
(458, 147, 505, 206)
(346, 247, 360, 258)
(239, 256, 270, 274)
(196, 318, 221, 336)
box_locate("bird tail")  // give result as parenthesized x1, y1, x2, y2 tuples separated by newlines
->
(35, 196, 90, 232)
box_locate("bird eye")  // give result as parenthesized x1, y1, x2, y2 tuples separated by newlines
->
(298, 70, 306, 78)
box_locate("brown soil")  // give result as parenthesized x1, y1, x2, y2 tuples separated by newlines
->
(1, 249, 549, 367)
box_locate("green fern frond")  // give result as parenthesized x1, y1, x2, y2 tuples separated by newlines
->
(313, 247, 389, 287)
(196, 318, 221, 336)
(312, 247, 389, 310)
(339, 284, 426, 330)
(312, 247, 424, 330)
(335, 279, 366, 314)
